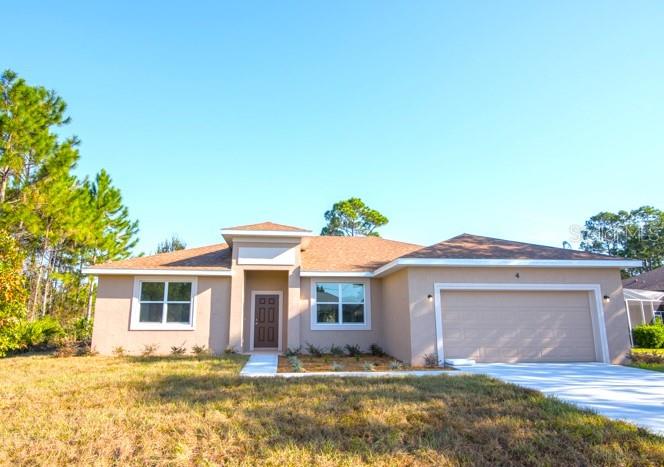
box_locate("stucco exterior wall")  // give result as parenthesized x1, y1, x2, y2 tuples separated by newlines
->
(379, 269, 412, 363)
(297, 277, 382, 352)
(228, 239, 300, 352)
(404, 267, 631, 365)
(91, 275, 231, 355)
(241, 270, 289, 352)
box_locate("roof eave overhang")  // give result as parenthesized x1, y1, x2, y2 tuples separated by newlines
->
(221, 229, 314, 245)
(372, 258, 643, 278)
(82, 268, 233, 277)
(300, 271, 373, 278)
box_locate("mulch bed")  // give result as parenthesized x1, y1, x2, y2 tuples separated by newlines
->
(277, 354, 451, 373)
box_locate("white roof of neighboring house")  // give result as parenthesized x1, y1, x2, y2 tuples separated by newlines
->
(624, 288, 664, 302)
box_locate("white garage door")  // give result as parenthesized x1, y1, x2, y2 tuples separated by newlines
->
(441, 290, 597, 363)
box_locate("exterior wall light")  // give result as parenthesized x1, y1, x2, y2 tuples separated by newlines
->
(603, 295, 611, 302)
(427, 294, 433, 302)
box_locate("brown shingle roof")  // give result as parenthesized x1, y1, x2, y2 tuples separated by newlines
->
(402, 233, 628, 261)
(92, 244, 232, 270)
(623, 267, 664, 291)
(223, 221, 311, 232)
(301, 236, 422, 272)
(91, 233, 630, 273)
(91, 237, 420, 272)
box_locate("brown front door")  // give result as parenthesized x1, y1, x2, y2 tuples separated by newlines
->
(253, 294, 279, 348)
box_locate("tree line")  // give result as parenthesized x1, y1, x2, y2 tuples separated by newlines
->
(0, 70, 138, 354)
(580, 206, 664, 276)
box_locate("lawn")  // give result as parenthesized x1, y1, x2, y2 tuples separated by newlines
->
(629, 362, 664, 373)
(1, 355, 663, 466)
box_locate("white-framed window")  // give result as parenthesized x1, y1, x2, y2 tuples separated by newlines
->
(655, 310, 664, 324)
(130, 277, 197, 330)
(310, 280, 371, 330)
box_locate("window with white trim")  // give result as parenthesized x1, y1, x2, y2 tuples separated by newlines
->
(136, 280, 194, 326)
(314, 282, 366, 325)
(655, 310, 664, 324)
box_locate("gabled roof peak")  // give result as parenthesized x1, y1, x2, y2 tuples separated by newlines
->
(222, 221, 311, 232)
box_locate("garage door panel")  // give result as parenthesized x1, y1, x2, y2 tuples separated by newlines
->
(445, 291, 587, 307)
(442, 290, 597, 363)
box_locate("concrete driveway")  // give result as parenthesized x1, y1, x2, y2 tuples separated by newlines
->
(459, 363, 664, 435)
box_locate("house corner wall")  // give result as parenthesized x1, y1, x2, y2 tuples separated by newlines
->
(406, 268, 437, 366)
(380, 269, 413, 364)
(287, 268, 302, 350)
(228, 270, 244, 352)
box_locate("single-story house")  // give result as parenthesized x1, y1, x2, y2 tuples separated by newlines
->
(83, 222, 641, 365)
(622, 266, 664, 330)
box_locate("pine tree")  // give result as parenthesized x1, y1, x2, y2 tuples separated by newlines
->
(0, 69, 139, 328)
(82, 170, 139, 319)
(0, 70, 69, 204)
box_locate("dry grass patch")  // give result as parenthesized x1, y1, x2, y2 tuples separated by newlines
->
(1, 355, 663, 466)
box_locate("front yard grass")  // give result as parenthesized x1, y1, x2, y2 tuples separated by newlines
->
(629, 362, 664, 372)
(1, 355, 663, 465)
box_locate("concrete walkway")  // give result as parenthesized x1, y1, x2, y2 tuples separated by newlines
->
(459, 363, 664, 435)
(239, 353, 278, 377)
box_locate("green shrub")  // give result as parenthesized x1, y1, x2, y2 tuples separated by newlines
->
(0, 322, 22, 356)
(305, 342, 324, 357)
(389, 360, 403, 370)
(0, 231, 28, 357)
(287, 355, 303, 372)
(67, 317, 93, 343)
(344, 344, 361, 357)
(329, 344, 344, 356)
(284, 346, 302, 357)
(369, 343, 386, 357)
(14, 317, 64, 350)
(112, 346, 126, 357)
(633, 323, 664, 349)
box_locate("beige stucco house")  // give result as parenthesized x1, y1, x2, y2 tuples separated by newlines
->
(84, 222, 641, 365)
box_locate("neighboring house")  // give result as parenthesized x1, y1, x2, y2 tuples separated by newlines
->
(623, 266, 664, 292)
(83, 222, 641, 365)
(622, 267, 664, 327)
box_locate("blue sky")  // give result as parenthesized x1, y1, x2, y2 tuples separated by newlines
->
(3, 1, 663, 253)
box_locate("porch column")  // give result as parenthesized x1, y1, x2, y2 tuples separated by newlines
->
(228, 271, 244, 352)
(286, 268, 301, 349)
